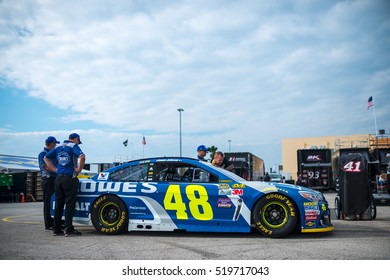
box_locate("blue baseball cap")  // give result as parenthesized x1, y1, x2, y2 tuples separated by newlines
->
(45, 136, 60, 144)
(69, 133, 82, 144)
(197, 145, 208, 152)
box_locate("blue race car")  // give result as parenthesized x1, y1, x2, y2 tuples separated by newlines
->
(72, 157, 334, 238)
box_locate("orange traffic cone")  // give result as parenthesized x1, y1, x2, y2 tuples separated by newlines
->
(20, 193, 25, 203)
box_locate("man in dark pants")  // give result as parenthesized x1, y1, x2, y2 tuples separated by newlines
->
(44, 133, 86, 237)
(38, 136, 60, 230)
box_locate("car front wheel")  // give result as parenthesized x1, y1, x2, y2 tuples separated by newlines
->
(252, 193, 298, 238)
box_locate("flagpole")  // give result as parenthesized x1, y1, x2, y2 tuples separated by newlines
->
(142, 135, 145, 158)
(368, 96, 378, 136)
(126, 136, 129, 161)
(372, 97, 378, 136)
(131, 138, 134, 159)
(373, 105, 378, 136)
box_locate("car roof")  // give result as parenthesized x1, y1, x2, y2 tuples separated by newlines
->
(92, 156, 247, 182)
(100, 156, 202, 172)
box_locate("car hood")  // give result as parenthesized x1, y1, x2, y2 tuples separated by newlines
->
(245, 181, 326, 202)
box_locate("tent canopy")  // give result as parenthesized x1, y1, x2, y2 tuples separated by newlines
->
(0, 154, 95, 177)
(0, 155, 40, 174)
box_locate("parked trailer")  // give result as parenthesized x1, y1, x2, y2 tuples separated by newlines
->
(297, 149, 333, 190)
(332, 148, 376, 220)
(370, 148, 390, 206)
(224, 152, 265, 181)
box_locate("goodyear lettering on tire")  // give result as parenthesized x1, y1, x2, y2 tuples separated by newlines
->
(252, 193, 298, 238)
(91, 195, 128, 235)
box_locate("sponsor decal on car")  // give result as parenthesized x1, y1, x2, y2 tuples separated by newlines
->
(305, 215, 318, 221)
(304, 202, 318, 206)
(232, 189, 243, 196)
(304, 205, 320, 211)
(75, 201, 90, 212)
(305, 221, 315, 227)
(217, 198, 233, 208)
(80, 182, 157, 193)
(97, 172, 109, 180)
(305, 210, 320, 215)
(218, 184, 230, 190)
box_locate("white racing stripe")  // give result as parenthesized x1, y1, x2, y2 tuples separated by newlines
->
(120, 195, 178, 231)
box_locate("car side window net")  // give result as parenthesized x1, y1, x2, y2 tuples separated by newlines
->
(110, 163, 149, 182)
(154, 163, 218, 183)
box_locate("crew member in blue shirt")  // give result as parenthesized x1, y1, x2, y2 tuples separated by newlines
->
(197, 145, 208, 161)
(38, 136, 60, 230)
(44, 133, 86, 237)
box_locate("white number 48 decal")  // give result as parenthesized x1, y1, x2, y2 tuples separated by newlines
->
(343, 161, 362, 172)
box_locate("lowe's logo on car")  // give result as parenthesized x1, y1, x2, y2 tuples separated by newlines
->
(80, 182, 157, 193)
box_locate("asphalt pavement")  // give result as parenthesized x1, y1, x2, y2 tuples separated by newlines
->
(0, 192, 389, 260)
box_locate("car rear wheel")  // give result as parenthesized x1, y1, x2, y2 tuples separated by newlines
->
(91, 195, 128, 234)
(252, 194, 298, 238)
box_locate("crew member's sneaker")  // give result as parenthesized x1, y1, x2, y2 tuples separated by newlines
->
(65, 229, 82, 237)
(45, 226, 53, 231)
(53, 230, 64, 236)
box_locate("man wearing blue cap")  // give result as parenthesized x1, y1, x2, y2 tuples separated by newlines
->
(44, 133, 86, 237)
(197, 145, 208, 162)
(38, 136, 60, 230)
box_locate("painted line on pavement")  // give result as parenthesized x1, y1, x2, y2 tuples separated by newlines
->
(2, 214, 42, 225)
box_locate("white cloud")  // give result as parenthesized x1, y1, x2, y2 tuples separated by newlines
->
(0, 0, 389, 168)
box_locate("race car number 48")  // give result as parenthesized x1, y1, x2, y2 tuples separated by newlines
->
(163, 184, 213, 221)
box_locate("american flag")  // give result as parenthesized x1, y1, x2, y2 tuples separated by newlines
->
(142, 136, 146, 145)
(367, 96, 374, 110)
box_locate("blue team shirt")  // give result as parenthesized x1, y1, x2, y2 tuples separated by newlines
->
(38, 147, 58, 178)
(45, 140, 84, 176)
(197, 155, 207, 162)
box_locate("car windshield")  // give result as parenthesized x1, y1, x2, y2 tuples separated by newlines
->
(200, 161, 247, 182)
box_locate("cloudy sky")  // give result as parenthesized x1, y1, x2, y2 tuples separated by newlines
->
(0, 0, 389, 169)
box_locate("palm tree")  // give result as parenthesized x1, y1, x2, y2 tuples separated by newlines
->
(208, 145, 218, 161)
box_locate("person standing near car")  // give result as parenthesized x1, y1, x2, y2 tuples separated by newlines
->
(38, 136, 60, 230)
(196, 145, 209, 162)
(44, 133, 85, 237)
(211, 151, 234, 171)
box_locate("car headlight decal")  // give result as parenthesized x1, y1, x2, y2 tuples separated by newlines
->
(299, 191, 323, 202)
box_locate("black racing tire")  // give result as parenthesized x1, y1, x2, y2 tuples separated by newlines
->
(91, 195, 128, 235)
(252, 193, 298, 238)
(335, 196, 342, 220)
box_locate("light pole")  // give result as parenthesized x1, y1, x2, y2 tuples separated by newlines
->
(228, 140, 231, 152)
(177, 108, 184, 157)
